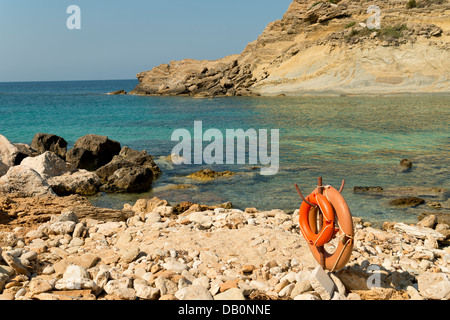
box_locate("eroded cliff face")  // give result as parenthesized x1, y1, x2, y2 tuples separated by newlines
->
(130, 0, 450, 96)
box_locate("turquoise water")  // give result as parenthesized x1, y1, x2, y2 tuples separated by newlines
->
(0, 80, 449, 226)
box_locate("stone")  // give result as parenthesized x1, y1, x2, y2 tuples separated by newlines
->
(214, 287, 246, 300)
(293, 293, 320, 300)
(394, 223, 445, 240)
(417, 215, 438, 229)
(0, 166, 55, 197)
(48, 170, 101, 196)
(353, 186, 384, 193)
(417, 273, 450, 300)
(400, 158, 413, 169)
(162, 260, 188, 274)
(104, 278, 136, 300)
(389, 197, 425, 208)
(120, 247, 140, 263)
(72, 134, 121, 170)
(175, 285, 214, 300)
(0, 134, 20, 166)
(1, 252, 30, 276)
(116, 146, 161, 178)
(30, 133, 68, 159)
(101, 166, 153, 193)
(48, 221, 76, 235)
(188, 212, 213, 229)
(134, 279, 160, 300)
(29, 278, 53, 294)
(187, 169, 235, 181)
(20, 151, 72, 180)
(309, 266, 335, 300)
(0, 231, 18, 247)
(109, 89, 127, 95)
(54, 265, 97, 291)
(66, 148, 98, 171)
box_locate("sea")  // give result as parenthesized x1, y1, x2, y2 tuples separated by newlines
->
(0, 79, 449, 227)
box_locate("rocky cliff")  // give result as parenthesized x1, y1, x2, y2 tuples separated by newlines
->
(130, 0, 450, 96)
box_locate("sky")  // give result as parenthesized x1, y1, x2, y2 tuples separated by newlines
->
(0, 0, 293, 82)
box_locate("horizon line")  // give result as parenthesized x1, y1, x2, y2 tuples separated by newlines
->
(0, 78, 138, 84)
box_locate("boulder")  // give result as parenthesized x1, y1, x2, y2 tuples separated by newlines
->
(48, 170, 102, 196)
(101, 167, 153, 193)
(95, 159, 138, 183)
(71, 134, 121, 170)
(20, 151, 73, 180)
(0, 134, 20, 166)
(417, 273, 450, 300)
(0, 165, 55, 197)
(30, 133, 68, 159)
(117, 146, 161, 178)
(66, 148, 98, 171)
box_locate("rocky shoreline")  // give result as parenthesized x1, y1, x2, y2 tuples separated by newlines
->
(0, 134, 449, 300)
(122, 0, 450, 97)
(0, 194, 449, 301)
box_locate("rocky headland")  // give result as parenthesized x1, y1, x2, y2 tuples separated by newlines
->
(0, 134, 449, 300)
(126, 0, 450, 97)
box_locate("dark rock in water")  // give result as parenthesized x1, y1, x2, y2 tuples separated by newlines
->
(400, 159, 413, 168)
(96, 158, 138, 183)
(109, 90, 127, 95)
(399, 159, 413, 172)
(31, 133, 68, 160)
(187, 169, 235, 181)
(389, 197, 425, 207)
(66, 148, 98, 172)
(354, 186, 384, 193)
(116, 146, 161, 178)
(71, 134, 121, 170)
(101, 166, 153, 193)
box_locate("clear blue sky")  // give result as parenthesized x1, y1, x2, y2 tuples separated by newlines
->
(0, 0, 293, 82)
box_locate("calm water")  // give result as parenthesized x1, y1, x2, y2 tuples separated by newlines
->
(0, 80, 449, 226)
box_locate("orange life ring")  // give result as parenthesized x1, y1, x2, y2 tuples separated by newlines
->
(299, 193, 336, 247)
(305, 186, 354, 272)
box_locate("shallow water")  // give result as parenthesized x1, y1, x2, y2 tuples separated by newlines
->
(0, 80, 448, 226)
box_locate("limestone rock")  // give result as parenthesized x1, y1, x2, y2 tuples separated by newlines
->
(48, 170, 101, 196)
(214, 287, 245, 300)
(0, 166, 55, 197)
(309, 266, 335, 300)
(175, 285, 214, 300)
(417, 273, 450, 300)
(20, 151, 72, 180)
(0, 135, 20, 166)
(394, 223, 445, 240)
